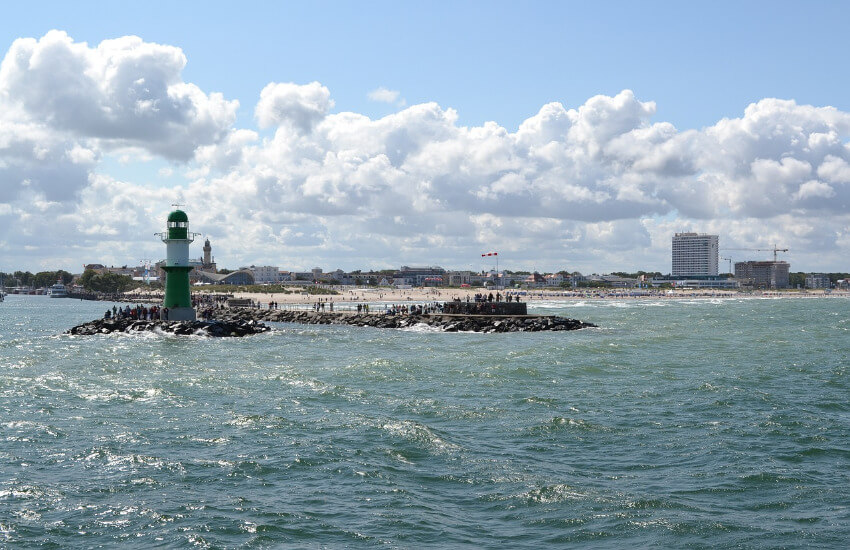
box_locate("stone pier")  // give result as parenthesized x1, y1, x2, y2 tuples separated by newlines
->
(67, 318, 271, 337)
(210, 308, 596, 333)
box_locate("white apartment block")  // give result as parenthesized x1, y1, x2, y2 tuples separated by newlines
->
(545, 273, 565, 286)
(249, 265, 281, 284)
(672, 233, 719, 276)
(805, 273, 831, 289)
(446, 271, 472, 286)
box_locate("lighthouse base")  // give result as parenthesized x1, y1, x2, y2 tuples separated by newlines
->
(162, 307, 196, 321)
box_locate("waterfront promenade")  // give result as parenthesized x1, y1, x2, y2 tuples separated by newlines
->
(114, 286, 850, 310)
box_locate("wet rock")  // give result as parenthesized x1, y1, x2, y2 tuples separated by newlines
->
(209, 309, 595, 332)
(67, 318, 271, 337)
(207, 309, 597, 333)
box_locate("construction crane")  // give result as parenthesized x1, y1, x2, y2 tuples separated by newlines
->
(720, 256, 733, 274)
(722, 244, 789, 262)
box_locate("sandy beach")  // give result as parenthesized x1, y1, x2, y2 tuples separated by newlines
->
(155, 286, 850, 307)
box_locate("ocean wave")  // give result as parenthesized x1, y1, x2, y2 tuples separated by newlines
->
(516, 483, 590, 504)
(380, 419, 461, 454)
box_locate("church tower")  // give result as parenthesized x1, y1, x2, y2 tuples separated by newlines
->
(203, 238, 212, 267)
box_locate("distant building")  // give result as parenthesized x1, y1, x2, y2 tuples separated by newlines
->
(805, 273, 831, 289)
(291, 272, 313, 282)
(201, 238, 217, 272)
(585, 274, 640, 288)
(668, 278, 738, 289)
(524, 272, 546, 287)
(324, 269, 348, 285)
(468, 272, 488, 286)
(600, 274, 640, 288)
(195, 270, 255, 285)
(672, 233, 719, 276)
(249, 265, 281, 284)
(285, 269, 352, 285)
(544, 273, 566, 286)
(85, 264, 137, 277)
(734, 261, 790, 289)
(394, 266, 446, 286)
(445, 271, 472, 286)
(484, 271, 505, 287)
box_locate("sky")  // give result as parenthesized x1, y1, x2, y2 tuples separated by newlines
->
(2, 1, 850, 274)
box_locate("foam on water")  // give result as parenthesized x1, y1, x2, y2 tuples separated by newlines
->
(1, 294, 849, 547)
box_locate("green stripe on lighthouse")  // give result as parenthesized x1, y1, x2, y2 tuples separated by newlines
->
(163, 266, 192, 308)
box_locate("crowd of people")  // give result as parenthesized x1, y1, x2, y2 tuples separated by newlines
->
(462, 292, 521, 303)
(384, 303, 443, 315)
(104, 304, 161, 320)
(101, 290, 528, 322)
(192, 294, 229, 308)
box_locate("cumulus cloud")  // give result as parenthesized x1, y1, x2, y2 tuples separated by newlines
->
(0, 120, 95, 203)
(818, 155, 850, 183)
(0, 30, 237, 160)
(255, 81, 333, 132)
(3, 31, 850, 272)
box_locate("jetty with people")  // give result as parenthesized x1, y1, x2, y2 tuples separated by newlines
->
(66, 298, 593, 336)
(209, 296, 594, 333)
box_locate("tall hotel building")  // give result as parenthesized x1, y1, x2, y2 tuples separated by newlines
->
(671, 233, 719, 276)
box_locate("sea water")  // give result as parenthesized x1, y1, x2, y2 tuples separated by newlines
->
(1, 294, 848, 548)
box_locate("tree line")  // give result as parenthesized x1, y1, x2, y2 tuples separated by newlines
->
(1, 269, 139, 294)
(76, 270, 137, 293)
(1, 270, 73, 288)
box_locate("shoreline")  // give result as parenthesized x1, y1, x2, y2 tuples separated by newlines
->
(108, 286, 850, 308)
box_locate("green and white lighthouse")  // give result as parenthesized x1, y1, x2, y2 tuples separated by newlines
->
(157, 208, 197, 321)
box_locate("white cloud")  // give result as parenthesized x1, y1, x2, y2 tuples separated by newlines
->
(368, 87, 401, 104)
(67, 145, 97, 165)
(818, 155, 850, 183)
(0, 31, 237, 160)
(3, 31, 850, 273)
(794, 179, 835, 200)
(0, 120, 94, 203)
(255, 81, 333, 132)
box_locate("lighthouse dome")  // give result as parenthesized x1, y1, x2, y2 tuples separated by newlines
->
(167, 210, 189, 223)
(166, 209, 190, 240)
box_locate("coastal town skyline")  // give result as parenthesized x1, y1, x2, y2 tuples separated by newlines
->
(3, 2, 850, 274)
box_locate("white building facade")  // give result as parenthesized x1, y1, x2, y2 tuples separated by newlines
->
(805, 273, 831, 289)
(446, 271, 472, 286)
(672, 233, 719, 276)
(249, 265, 281, 284)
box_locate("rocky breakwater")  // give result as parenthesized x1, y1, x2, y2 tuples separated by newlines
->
(67, 318, 271, 337)
(212, 309, 596, 333)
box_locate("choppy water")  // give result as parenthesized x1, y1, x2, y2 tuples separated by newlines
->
(1, 294, 849, 548)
